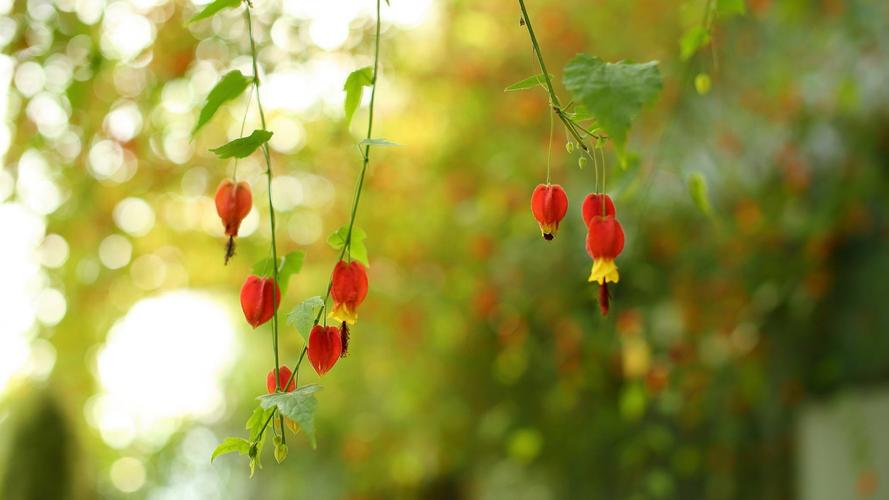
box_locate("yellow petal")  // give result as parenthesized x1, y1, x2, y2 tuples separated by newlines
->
(329, 303, 358, 325)
(588, 259, 620, 284)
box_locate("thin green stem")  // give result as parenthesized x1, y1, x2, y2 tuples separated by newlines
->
(245, 5, 281, 389)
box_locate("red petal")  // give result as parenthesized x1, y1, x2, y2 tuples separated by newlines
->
(586, 216, 622, 259)
(331, 261, 368, 313)
(308, 325, 343, 376)
(240, 275, 281, 328)
(215, 180, 252, 237)
(530, 184, 569, 227)
(581, 193, 616, 227)
(266, 365, 295, 393)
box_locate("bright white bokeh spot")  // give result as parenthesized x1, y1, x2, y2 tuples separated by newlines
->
(35, 288, 67, 326)
(267, 116, 305, 153)
(100, 3, 154, 61)
(105, 102, 143, 142)
(88, 139, 125, 180)
(17, 149, 63, 215)
(110, 457, 146, 493)
(93, 291, 239, 447)
(113, 197, 155, 236)
(99, 234, 133, 269)
(14, 61, 45, 97)
(0, 202, 45, 393)
(309, 16, 350, 51)
(38, 233, 69, 268)
(26, 92, 70, 139)
(0, 168, 14, 202)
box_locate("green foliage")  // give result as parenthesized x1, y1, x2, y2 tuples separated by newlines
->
(258, 385, 323, 449)
(327, 225, 369, 266)
(192, 71, 251, 136)
(210, 437, 251, 462)
(252, 250, 305, 296)
(716, 0, 746, 17)
(245, 405, 275, 477)
(343, 67, 374, 127)
(189, 0, 241, 23)
(503, 73, 553, 92)
(359, 138, 400, 147)
(273, 437, 288, 464)
(287, 296, 325, 342)
(562, 54, 663, 163)
(680, 26, 710, 61)
(210, 129, 273, 159)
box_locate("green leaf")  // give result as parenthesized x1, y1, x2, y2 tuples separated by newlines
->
(210, 129, 273, 159)
(504, 73, 553, 92)
(210, 437, 251, 462)
(193, 71, 250, 136)
(189, 0, 240, 23)
(358, 138, 400, 147)
(252, 250, 304, 296)
(286, 296, 324, 342)
(327, 225, 369, 266)
(274, 440, 288, 464)
(680, 26, 711, 61)
(563, 54, 663, 157)
(244, 405, 274, 477)
(258, 385, 323, 449)
(716, 0, 746, 17)
(688, 172, 713, 216)
(343, 67, 374, 127)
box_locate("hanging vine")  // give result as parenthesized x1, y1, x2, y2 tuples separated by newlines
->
(190, 0, 389, 475)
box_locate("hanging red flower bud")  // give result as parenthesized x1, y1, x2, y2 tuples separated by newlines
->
(266, 365, 296, 393)
(329, 260, 368, 325)
(581, 193, 616, 227)
(308, 325, 342, 376)
(240, 275, 281, 328)
(215, 180, 252, 264)
(530, 183, 569, 240)
(583, 193, 625, 316)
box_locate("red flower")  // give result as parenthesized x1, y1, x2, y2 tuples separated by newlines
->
(582, 193, 625, 316)
(266, 365, 296, 393)
(531, 183, 569, 240)
(215, 180, 252, 264)
(308, 325, 342, 376)
(329, 261, 368, 325)
(240, 275, 280, 328)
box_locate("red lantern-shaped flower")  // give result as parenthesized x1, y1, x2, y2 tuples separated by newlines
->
(215, 180, 252, 264)
(583, 193, 625, 315)
(530, 183, 569, 240)
(329, 260, 368, 325)
(266, 365, 296, 393)
(308, 325, 342, 376)
(240, 275, 280, 328)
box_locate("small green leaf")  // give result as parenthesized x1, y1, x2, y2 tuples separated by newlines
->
(680, 26, 711, 61)
(327, 225, 369, 266)
(193, 71, 250, 136)
(211, 437, 251, 462)
(688, 172, 713, 216)
(210, 129, 273, 159)
(563, 54, 663, 156)
(252, 250, 304, 296)
(359, 138, 400, 147)
(343, 67, 374, 127)
(716, 0, 745, 17)
(189, 0, 240, 23)
(246, 404, 275, 439)
(286, 296, 324, 342)
(258, 385, 323, 449)
(504, 73, 553, 92)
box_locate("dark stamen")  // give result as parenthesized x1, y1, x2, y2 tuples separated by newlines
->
(224, 236, 236, 265)
(543, 233, 554, 241)
(598, 282, 610, 316)
(340, 321, 350, 358)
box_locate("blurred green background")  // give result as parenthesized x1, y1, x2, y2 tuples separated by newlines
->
(2, 0, 889, 498)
